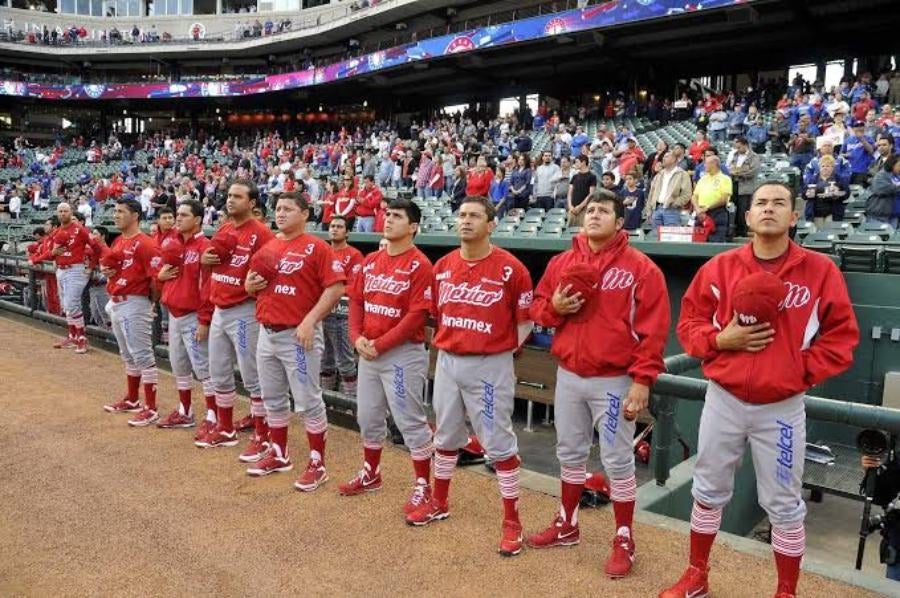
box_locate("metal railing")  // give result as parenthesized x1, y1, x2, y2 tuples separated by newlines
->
(650, 357, 900, 486)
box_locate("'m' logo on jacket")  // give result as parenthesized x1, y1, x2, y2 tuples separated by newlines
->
(601, 268, 634, 291)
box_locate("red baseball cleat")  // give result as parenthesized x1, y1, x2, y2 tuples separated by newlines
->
(405, 497, 449, 526)
(235, 414, 254, 432)
(247, 445, 293, 477)
(403, 483, 432, 515)
(194, 426, 239, 448)
(604, 531, 636, 578)
(658, 565, 710, 598)
(294, 460, 328, 492)
(773, 593, 795, 598)
(156, 410, 195, 429)
(238, 435, 270, 463)
(498, 519, 524, 557)
(525, 514, 580, 549)
(194, 419, 215, 441)
(338, 469, 383, 496)
(74, 337, 88, 354)
(127, 408, 159, 427)
(54, 336, 75, 349)
(103, 398, 141, 413)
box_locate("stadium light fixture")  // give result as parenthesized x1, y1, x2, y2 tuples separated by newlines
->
(122, 109, 127, 115)
(363, 100, 367, 107)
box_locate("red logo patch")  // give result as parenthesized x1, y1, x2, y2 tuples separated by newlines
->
(446, 36, 476, 54)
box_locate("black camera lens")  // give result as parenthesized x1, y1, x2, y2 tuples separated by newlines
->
(857, 429, 890, 458)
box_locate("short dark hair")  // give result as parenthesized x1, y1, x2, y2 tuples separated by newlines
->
(586, 188, 625, 220)
(704, 147, 719, 156)
(49, 216, 60, 227)
(330, 215, 347, 227)
(575, 154, 590, 166)
(93, 226, 108, 239)
(277, 191, 309, 211)
(387, 198, 421, 224)
(460, 195, 496, 221)
(117, 198, 142, 215)
(229, 178, 259, 204)
(179, 199, 203, 218)
(364, 174, 375, 182)
(734, 136, 748, 146)
(673, 142, 686, 151)
(752, 180, 797, 210)
(601, 171, 615, 180)
(158, 207, 174, 217)
(33, 227, 46, 237)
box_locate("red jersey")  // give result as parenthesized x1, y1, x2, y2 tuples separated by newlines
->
(349, 246, 433, 354)
(154, 227, 179, 250)
(52, 221, 93, 268)
(333, 244, 364, 288)
(466, 168, 494, 197)
(106, 233, 162, 297)
(432, 246, 533, 355)
(531, 232, 669, 386)
(209, 219, 275, 309)
(355, 185, 383, 218)
(334, 190, 357, 220)
(677, 242, 859, 404)
(160, 232, 214, 325)
(320, 193, 336, 225)
(254, 234, 346, 327)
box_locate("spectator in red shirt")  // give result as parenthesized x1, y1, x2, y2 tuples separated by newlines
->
(689, 130, 711, 166)
(354, 175, 383, 233)
(852, 90, 877, 123)
(334, 174, 358, 232)
(465, 155, 494, 198)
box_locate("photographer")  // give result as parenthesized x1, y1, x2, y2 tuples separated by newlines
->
(861, 433, 900, 580)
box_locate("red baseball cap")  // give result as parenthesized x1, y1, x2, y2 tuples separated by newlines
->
(559, 262, 600, 305)
(99, 247, 123, 270)
(733, 271, 787, 326)
(209, 230, 238, 263)
(249, 242, 280, 283)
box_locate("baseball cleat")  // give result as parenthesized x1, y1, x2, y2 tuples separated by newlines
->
(194, 419, 215, 441)
(104, 398, 141, 413)
(405, 498, 449, 526)
(294, 460, 328, 492)
(194, 426, 239, 448)
(156, 410, 195, 429)
(498, 519, 524, 557)
(74, 337, 88, 354)
(127, 408, 159, 427)
(773, 594, 796, 598)
(338, 469, 383, 496)
(247, 445, 293, 477)
(658, 565, 710, 598)
(238, 435, 271, 463)
(53, 336, 75, 349)
(525, 514, 580, 549)
(235, 414, 254, 433)
(604, 530, 636, 578)
(403, 482, 432, 515)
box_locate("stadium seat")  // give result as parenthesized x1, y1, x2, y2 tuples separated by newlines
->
(802, 231, 838, 253)
(859, 221, 895, 240)
(539, 224, 562, 237)
(495, 223, 516, 236)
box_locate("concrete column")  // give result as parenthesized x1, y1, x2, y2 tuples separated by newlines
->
(815, 60, 826, 85)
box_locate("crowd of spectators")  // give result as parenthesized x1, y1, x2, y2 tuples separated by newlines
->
(1, 69, 899, 247)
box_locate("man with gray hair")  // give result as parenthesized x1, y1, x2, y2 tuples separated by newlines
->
(49, 202, 95, 353)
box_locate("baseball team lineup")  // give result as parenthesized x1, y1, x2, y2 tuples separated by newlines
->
(37, 179, 861, 598)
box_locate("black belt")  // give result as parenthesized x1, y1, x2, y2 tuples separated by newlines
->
(263, 324, 294, 334)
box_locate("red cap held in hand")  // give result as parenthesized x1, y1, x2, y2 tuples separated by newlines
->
(249, 242, 280, 283)
(732, 271, 787, 326)
(209, 230, 238, 263)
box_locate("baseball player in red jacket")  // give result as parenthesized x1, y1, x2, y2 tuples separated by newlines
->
(341, 198, 435, 513)
(156, 199, 215, 435)
(406, 195, 534, 558)
(244, 191, 345, 490)
(528, 190, 670, 578)
(101, 198, 164, 427)
(659, 182, 860, 598)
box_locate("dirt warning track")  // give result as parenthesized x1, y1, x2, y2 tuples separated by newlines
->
(0, 317, 880, 597)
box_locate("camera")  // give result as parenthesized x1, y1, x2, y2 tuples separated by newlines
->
(857, 428, 900, 569)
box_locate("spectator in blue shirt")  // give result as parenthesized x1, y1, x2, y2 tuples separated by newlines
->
(803, 139, 851, 187)
(746, 117, 769, 153)
(843, 120, 876, 185)
(489, 165, 511, 218)
(620, 172, 645, 231)
(570, 126, 590, 157)
(508, 154, 533, 211)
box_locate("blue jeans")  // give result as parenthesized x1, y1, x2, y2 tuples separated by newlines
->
(652, 207, 682, 229)
(355, 216, 375, 232)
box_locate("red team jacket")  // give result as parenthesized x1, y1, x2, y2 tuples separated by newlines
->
(209, 219, 275, 309)
(33, 222, 95, 267)
(531, 231, 670, 387)
(106, 233, 163, 298)
(355, 186, 383, 218)
(254, 234, 346, 328)
(677, 242, 859, 404)
(431, 247, 533, 355)
(349, 246, 433, 355)
(160, 232, 214, 325)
